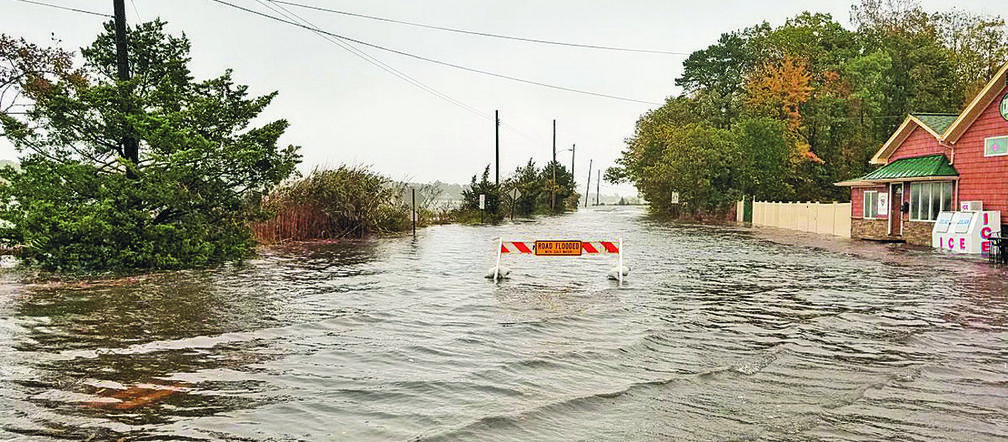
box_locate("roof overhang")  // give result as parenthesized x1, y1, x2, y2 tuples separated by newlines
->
(835, 176, 960, 187)
(834, 179, 874, 187)
(944, 62, 1008, 143)
(864, 176, 959, 183)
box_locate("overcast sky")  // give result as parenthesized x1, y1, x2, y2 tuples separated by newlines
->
(2, 0, 1004, 197)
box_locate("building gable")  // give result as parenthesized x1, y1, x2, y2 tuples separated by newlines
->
(944, 63, 1008, 144)
(945, 74, 1008, 215)
(870, 115, 951, 164)
(888, 125, 946, 162)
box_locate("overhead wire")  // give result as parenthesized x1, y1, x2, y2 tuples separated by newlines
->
(12, 0, 632, 157)
(207, 0, 661, 106)
(257, 1, 546, 156)
(13, 0, 110, 17)
(268, 0, 689, 55)
(129, 0, 142, 22)
(256, 0, 489, 121)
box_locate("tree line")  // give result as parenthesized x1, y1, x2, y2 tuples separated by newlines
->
(606, 0, 1008, 218)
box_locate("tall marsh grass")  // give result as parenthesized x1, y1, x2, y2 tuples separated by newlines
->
(251, 166, 411, 243)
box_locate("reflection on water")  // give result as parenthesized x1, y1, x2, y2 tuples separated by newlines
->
(1, 206, 1007, 440)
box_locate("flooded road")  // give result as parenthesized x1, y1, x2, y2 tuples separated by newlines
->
(1, 205, 1007, 441)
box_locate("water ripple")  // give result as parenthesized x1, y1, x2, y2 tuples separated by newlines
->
(2, 207, 1007, 440)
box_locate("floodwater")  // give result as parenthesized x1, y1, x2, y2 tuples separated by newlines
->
(1, 205, 1007, 441)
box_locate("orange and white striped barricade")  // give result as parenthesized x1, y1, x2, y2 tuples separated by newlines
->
(489, 238, 626, 285)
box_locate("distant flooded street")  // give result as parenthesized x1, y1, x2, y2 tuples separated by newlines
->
(2, 205, 1007, 441)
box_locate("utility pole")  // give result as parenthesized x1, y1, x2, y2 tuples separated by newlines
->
(570, 144, 575, 180)
(552, 119, 556, 164)
(113, 0, 138, 178)
(551, 119, 556, 211)
(495, 110, 500, 185)
(584, 159, 592, 207)
(596, 169, 601, 206)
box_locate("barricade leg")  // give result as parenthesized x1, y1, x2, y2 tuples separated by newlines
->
(494, 238, 502, 282)
(618, 238, 623, 287)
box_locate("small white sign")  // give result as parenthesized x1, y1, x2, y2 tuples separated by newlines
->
(877, 192, 888, 219)
(479, 194, 486, 210)
(670, 192, 679, 204)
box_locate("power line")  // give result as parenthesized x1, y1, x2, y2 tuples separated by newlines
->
(259, 0, 548, 152)
(207, 0, 661, 105)
(255, 0, 490, 122)
(268, 0, 689, 56)
(13, 0, 110, 17)
(129, 0, 142, 22)
(246, 3, 550, 147)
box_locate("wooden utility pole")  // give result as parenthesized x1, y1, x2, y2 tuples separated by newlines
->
(596, 170, 601, 206)
(113, 0, 138, 178)
(552, 119, 556, 164)
(495, 110, 499, 185)
(570, 144, 575, 180)
(551, 119, 556, 211)
(584, 159, 592, 207)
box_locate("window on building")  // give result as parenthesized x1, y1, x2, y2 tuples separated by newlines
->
(910, 181, 954, 221)
(864, 190, 878, 219)
(984, 136, 1008, 157)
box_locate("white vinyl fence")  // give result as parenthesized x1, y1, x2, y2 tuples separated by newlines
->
(738, 200, 851, 238)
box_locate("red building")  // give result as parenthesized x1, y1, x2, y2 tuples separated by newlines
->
(838, 63, 1008, 246)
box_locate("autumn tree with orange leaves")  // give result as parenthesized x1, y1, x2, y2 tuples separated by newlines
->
(745, 56, 813, 131)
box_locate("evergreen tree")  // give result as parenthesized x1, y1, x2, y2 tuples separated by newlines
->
(0, 21, 300, 270)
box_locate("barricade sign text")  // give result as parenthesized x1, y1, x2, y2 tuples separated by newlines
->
(534, 240, 582, 256)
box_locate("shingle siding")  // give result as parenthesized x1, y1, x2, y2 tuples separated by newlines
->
(851, 185, 887, 219)
(953, 88, 1008, 214)
(890, 126, 944, 161)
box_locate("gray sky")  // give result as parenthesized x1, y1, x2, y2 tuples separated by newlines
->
(2, 0, 1004, 197)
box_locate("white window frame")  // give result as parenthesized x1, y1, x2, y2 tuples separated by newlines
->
(984, 135, 1008, 157)
(909, 181, 953, 222)
(863, 190, 879, 219)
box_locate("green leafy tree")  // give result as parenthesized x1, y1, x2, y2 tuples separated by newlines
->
(932, 8, 1008, 107)
(733, 117, 792, 201)
(614, 99, 739, 216)
(676, 29, 763, 128)
(851, 0, 961, 135)
(0, 21, 300, 270)
(540, 160, 577, 212)
(609, 96, 700, 187)
(460, 165, 501, 221)
(502, 158, 543, 216)
(658, 124, 738, 215)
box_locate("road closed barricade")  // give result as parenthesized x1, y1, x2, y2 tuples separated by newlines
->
(488, 238, 627, 285)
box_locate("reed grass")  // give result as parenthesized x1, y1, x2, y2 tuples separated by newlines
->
(251, 166, 411, 244)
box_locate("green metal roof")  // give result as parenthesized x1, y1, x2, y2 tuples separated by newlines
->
(861, 154, 958, 181)
(912, 113, 958, 135)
